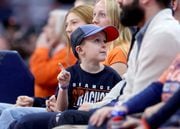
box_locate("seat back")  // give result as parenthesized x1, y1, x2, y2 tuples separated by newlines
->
(0, 50, 34, 103)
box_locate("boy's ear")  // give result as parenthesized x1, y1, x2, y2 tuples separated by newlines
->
(75, 46, 84, 57)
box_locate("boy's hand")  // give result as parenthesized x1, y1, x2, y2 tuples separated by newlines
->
(57, 63, 71, 89)
(15, 96, 34, 107)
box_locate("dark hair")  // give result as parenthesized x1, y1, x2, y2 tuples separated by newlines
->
(156, 0, 171, 8)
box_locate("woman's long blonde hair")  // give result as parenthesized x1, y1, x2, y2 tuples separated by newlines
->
(104, 0, 131, 57)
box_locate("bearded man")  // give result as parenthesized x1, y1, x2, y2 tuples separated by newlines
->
(87, 0, 180, 128)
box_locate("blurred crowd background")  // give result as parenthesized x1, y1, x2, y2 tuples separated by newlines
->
(0, 0, 76, 65)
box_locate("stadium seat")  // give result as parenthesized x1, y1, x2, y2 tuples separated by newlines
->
(0, 50, 34, 104)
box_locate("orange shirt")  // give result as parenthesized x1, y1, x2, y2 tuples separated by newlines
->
(29, 47, 76, 97)
(104, 46, 128, 66)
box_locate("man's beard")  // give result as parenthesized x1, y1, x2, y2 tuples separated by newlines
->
(120, 0, 145, 27)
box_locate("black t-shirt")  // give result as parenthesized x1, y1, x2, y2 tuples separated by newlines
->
(65, 63, 121, 109)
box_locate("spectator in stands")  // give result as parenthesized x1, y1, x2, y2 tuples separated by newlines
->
(0, 9, 70, 129)
(56, 24, 121, 112)
(88, 0, 180, 128)
(101, 0, 180, 128)
(29, 9, 76, 98)
(93, 0, 131, 77)
(99, 53, 180, 129)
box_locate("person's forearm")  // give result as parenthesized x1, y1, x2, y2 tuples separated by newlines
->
(90, 80, 126, 109)
(124, 82, 163, 114)
(56, 89, 68, 111)
(145, 89, 180, 129)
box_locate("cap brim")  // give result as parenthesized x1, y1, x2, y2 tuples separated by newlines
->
(103, 26, 119, 42)
(84, 26, 119, 42)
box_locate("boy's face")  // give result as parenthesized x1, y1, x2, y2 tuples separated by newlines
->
(77, 32, 107, 62)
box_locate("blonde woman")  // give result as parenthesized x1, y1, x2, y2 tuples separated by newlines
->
(93, 0, 131, 76)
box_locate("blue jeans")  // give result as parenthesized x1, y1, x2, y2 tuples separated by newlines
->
(0, 106, 46, 129)
(0, 103, 14, 115)
(9, 112, 57, 129)
(88, 123, 107, 129)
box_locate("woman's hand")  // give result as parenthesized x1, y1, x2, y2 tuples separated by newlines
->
(15, 96, 34, 107)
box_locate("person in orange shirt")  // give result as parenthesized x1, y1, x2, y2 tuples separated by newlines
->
(29, 9, 77, 97)
(92, 0, 131, 76)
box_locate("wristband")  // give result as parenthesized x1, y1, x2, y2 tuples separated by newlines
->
(58, 83, 68, 90)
